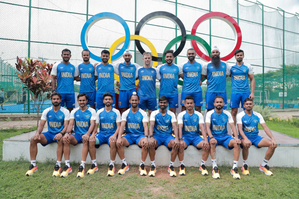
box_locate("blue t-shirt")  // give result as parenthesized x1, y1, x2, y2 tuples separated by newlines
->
(78, 62, 96, 93)
(230, 63, 253, 93)
(70, 107, 97, 135)
(137, 67, 157, 98)
(202, 61, 230, 93)
(150, 110, 177, 135)
(237, 111, 265, 137)
(177, 110, 204, 136)
(41, 106, 70, 134)
(114, 62, 140, 91)
(180, 61, 202, 93)
(96, 108, 121, 135)
(157, 63, 180, 95)
(95, 63, 115, 94)
(205, 109, 234, 136)
(51, 62, 77, 94)
(122, 108, 148, 136)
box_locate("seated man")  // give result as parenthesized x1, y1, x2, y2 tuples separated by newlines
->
(116, 92, 149, 176)
(148, 96, 179, 177)
(177, 96, 210, 176)
(237, 98, 277, 176)
(88, 92, 121, 176)
(61, 93, 96, 177)
(26, 92, 69, 176)
(205, 96, 241, 179)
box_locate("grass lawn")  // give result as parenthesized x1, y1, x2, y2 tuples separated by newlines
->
(259, 121, 299, 139)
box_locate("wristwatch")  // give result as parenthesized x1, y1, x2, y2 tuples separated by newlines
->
(179, 138, 183, 140)
(60, 132, 65, 135)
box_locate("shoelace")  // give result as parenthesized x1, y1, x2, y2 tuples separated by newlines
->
(150, 165, 156, 171)
(121, 163, 126, 169)
(78, 166, 84, 172)
(109, 164, 114, 170)
(140, 164, 145, 170)
(63, 165, 69, 171)
(233, 167, 239, 174)
(91, 164, 96, 169)
(169, 165, 174, 171)
(243, 164, 248, 170)
(54, 164, 60, 171)
(29, 164, 35, 170)
(180, 164, 185, 170)
(201, 165, 207, 170)
(213, 166, 219, 173)
(264, 165, 270, 170)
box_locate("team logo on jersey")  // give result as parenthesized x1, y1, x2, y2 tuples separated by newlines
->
(233, 70, 236, 72)
(151, 71, 154, 73)
(80, 68, 83, 70)
(111, 116, 114, 120)
(166, 119, 169, 123)
(173, 69, 176, 71)
(254, 120, 257, 123)
(243, 70, 246, 72)
(157, 119, 159, 121)
(194, 119, 196, 122)
(141, 70, 144, 73)
(121, 67, 124, 69)
(59, 116, 62, 119)
(137, 117, 141, 120)
(213, 119, 216, 121)
(223, 118, 226, 121)
(128, 117, 130, 119)
(60, 67, 63, 69)
(86, 115, 89, 118)
(101, 117, 104, 119)
(89, 68, 92, 71)
(76, 115, 79, 117)
(49, 115, 52, 118)
(162, 68, 166, 70)
(244, 120, 247, 123)
(184, 119, 187, 121)
(186, 67, 188, 69)
(197, 67, 199, 69)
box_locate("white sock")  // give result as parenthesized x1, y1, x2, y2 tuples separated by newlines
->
(65, 160, 70, 167)
(56, 161, 61, 167)
(140, 161, 144, 166)
(233, 161, 238, 169)
(151, 161, 156, 167)
(80, 161, 85, 168)
(211, 159, 217, 168)
(179, 160, 184, 166)
(92, 159, 97, 167)
(169, 161, 174, 167)
(261, 159, 269, 167)
(201, 160, 206, 166)
(31, 160, 36, 167)
(243, 160, 248, 166)
(121, 159, 127, 166)
(109, 160, 115, 166)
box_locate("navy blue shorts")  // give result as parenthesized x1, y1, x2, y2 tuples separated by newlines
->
(209, 134, 234, 150)
(119, 88, 137, 108)
(205, 92, 227, 109)
(71, 132, 84, 145)
(159, 94, 178, 109)
(122, 133, 145, 146)
(95, 133, 114, 148)
(80, 91, 96, 107)
(183, 135, 204, 150)
(153, 134, 175, 150)
(60, 93, 75, 108)
(230, 92, 251, 109)
(41, 131, 57, 146)
(139, 97, 157, 111)
(239, 135, 264, 148)
(181, 92, 203, 107)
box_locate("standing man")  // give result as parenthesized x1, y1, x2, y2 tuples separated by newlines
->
(179, 48, 203, 112)
(114, 50, 140, 114)
(76, 49, 96, 109)
(0, 88, 5, 110)
(25, 92, 69, 176)
(95, 50, 116, 109)
(148, 96, 179, 177)
(205, 96, 241, 179)
(88, 92, 121, 177)
(202, 46, 230, 111)
(116, 93, 149, 176)
(177, 96, 210, 176)
(137, 52, 158, 116)
(51, 48, 78, 112)
(61, 93, 96, 178)
(156, 50, 180, 114)
(237, 98, 277, 176)
(231, 49, 255, 125)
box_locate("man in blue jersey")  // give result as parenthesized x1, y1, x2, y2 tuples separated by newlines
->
(179, 48, 203, 112)
(88, 92, 121, 176)
(116, 92, 149, 176)
(237, 98, 277, 176)
(114, 50, 140, 114)
(137, 52, 158, 116)
(231, 49, 255, 125)
(202, 46, 230, 111)
(205, 96, 241, 179)
(51, 49, 79, 112)
(156, 50, 181, 114)
(76, 49, 96, 109)
(60, 93, 96, 178)
(148, 96, 179, 177)
(26, 92, 70, 176)
(95, 50, 116, 109)
(177, 96, 209, 176)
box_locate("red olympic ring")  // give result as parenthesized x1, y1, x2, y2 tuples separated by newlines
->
(191, 12, 242, 61)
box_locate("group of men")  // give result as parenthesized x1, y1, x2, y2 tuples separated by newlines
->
(25, 46, 277, 179)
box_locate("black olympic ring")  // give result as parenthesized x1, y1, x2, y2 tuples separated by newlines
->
(135, 11, 187, 62)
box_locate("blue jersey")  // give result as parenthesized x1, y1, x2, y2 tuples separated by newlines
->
(70, 107, 96, 135)
(180, 61, 202, 93)
(237, 111, 265, 137)
(202, 61, 230, 93)
(51, 62, 78, 94)
(137, 67, 157, 98)
(205, 109, 234, 136)
(122, 108, 148, 136)
(177, 110, 204, 136)
(95, 63, 115, 94)
(150, 110, 177, 135)
(114, 62, 140, 91)
(78, 62, 96, 93)
(41, 106, 70, 134)
(230, 63, 253, 93)
(157, 63, 180, 95)
(96, 108, 121, 135)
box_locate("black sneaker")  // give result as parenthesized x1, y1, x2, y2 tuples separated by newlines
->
(148, 164, 156, 177)
(168, 165, 177, 177)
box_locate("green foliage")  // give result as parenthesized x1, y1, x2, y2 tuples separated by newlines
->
(253, 105, 273, 120)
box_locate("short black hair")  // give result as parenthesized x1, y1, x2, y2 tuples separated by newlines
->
(159, 96, 168, 102)
(101, 49, 110, 55)
(187, 48, 195, 52)
(82, 49, 90, 55)
(184, 96, 194, 102)
(77, 93, 89, 100)
(244, 98, 253, 103)
(130, 92, 139, 100)
(62, 48, 71, 54)
(214, 95, 224, 102)
(51, 92, 61, 100)
(164, 50, 174, 56)
(103, 92, 113, 100)
(234, 49, 244, 55)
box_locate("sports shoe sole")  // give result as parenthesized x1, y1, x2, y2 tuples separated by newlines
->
(118, 168, 129, 175)
(61, 170, 72, 178)
(139, 169, 147, 176)
(26, 169, 38, 176)
(87, 168, 98, 175)
(199, 168, 208, 176)
(259, 168, 273, 176)
(230, 170, 241, 179)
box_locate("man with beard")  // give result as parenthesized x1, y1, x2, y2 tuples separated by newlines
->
(88, 92, 121, 176)
(237, 98, 277, 176)
(230, 49, 255, 125)
(148, 96, 179, 177)
(114, 50, 141, 114)
(95, 50, 116, 109)
(137, 52, 158, 116)
(116, 92, 149, 176)
(51, 49, 79, 112)
(179, 48, 203, 112)
(61, 93, 96, 178)
(205, 96, 241, 179)
(75, 49, 96, 109)
(156, 50, 181, 114)
(177, 96, 210, 176)
(202, 46, 230, 111)
(26, 92, 70, 176)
